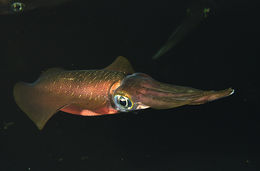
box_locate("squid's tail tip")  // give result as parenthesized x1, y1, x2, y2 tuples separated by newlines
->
(36, 125, 45, 130)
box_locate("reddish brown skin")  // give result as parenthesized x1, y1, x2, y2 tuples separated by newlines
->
(36, 69, 126, 115)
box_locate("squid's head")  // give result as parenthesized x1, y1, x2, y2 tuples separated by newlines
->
(112, 73, 234, 112)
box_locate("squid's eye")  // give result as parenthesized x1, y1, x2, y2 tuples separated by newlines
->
(11, 2, 25, 13)
(113, 95, 133, 111)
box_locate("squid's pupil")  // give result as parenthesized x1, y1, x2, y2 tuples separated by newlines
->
(119, 98, 127, 107)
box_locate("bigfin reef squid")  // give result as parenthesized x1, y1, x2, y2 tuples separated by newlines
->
(13, 56, 234, 130)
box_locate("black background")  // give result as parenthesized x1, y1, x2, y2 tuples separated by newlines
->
(1, 0, 259, 170)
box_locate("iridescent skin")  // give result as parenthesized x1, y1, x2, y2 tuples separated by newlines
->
(13, 56, 233, 130)
(37, 70, 125, 115)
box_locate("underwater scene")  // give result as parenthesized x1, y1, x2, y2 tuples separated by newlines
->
(1, 0, 259, 170)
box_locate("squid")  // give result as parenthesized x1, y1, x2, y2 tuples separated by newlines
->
(153, 0, 216, 59)
(13, 56, 234, 130)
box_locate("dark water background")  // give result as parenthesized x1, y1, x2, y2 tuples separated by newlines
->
(1, 0, 259, 170)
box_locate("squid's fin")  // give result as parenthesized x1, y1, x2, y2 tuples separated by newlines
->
(13, 82, 69, 130)
(104, 56, 134, 74)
